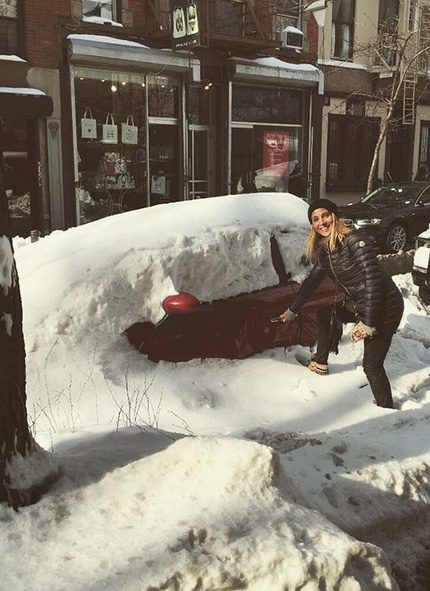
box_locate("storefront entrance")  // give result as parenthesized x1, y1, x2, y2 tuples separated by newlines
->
(230, 85, 304, 195)
(188, 126, 214, 199)
(3, 116, 42, 237)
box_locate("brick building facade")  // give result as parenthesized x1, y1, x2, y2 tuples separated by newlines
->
(1, 0, 325, 234)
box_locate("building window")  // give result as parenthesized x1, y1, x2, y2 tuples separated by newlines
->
(0, 0, 20, 55)
(331, 0, 355, 60)
(275, 0, 300, 37)
(82, 0, 118, 22)
(231, 85, 304, 195)
(327, 114, 379, 191)
(377, 0, 399, 67)
(232, 85, 302, 124)
(74, 67, 183, 223)
(213, 0, 245, 35)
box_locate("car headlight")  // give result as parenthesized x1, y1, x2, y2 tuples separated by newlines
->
(355, 218, 382, 226)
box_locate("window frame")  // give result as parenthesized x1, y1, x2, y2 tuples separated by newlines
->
(0, 0, 24, 56)
(275, 0, 301, 37)
(82, 0, 120, 23)
(331, 0, 355, 61)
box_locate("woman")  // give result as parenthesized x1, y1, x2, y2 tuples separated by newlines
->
(280, 199, 404, 409)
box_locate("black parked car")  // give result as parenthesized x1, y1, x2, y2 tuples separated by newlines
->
(338, 183, 430, 252)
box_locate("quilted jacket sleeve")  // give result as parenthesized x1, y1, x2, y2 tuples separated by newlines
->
(347, 234, 385, 328)
(289, 254, 326, 314)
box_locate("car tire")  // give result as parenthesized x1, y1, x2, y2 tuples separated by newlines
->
(418, 286, 430, 310)
(386, 223, 407, 253)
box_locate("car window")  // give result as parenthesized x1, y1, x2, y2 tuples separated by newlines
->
(363, 186, 419, 205)
(417, 188, 430, 205)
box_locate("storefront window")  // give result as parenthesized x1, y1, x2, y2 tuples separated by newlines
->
(3, 115, 40, 236)
(148, 75, 179, 118)
(232, 85, 302, 124)
(74, 67, 184, 222)
(232, 126, 302, 194)
(74, 67, 147, 224)
(187, 85, 209, 125)
(231, 84, 303, 195)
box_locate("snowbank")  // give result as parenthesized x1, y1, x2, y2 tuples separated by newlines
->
(16, 193, 309, 347)
(0, 436, 399, 591)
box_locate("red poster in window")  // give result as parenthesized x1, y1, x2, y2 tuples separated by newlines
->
(263, 130, 289, 176)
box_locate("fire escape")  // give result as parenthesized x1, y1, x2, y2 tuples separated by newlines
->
(401, 0, 419, 125)
(145, 0, 305, 57)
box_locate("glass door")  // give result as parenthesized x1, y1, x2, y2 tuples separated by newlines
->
(188, 126, 211, 199)
(149, 122, 180, 206)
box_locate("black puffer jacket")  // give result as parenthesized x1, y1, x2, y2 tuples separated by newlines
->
(290, 232, 404, 333)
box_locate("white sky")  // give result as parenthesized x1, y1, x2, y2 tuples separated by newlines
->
(2, 193, 430, 590)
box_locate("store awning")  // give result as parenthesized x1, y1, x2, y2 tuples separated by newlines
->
(67, 34, 201, 81)
(0, 87, 53, 116)
(228, 56, 324, 94)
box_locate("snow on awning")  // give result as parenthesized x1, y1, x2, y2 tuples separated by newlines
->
(67, 34, 201, 81)
(0, 87, 53, 116)
(228, 56, 324, 94)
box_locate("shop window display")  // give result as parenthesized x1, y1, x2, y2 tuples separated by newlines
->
(75, 68, 148, 224)
(231, 85, 303, 196)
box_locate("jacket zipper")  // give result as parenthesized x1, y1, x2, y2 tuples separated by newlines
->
(326, 247, 352, 297)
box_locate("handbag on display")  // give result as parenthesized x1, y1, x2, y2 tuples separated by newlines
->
(121, 115, 138, 145)
(102, 114, 118, 144)
(81, 107, 97, 139)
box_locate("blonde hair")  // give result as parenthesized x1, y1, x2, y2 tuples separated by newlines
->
(306, 213, 352, 261)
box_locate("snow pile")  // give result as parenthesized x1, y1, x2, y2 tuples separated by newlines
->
(9, 193, 430, 589)
(16, 193, 309, 347)
(0, 436, 398, 591)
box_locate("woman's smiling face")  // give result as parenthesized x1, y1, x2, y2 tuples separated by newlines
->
(311, 208, 333, 238)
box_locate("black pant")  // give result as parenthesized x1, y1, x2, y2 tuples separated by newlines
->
(313, 304, 395, 408)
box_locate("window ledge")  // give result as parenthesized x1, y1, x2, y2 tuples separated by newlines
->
(82, 15, 123, 27)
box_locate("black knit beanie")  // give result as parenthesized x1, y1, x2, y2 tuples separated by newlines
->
(307, 199, 338, 223)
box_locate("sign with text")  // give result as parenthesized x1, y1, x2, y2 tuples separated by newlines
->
(171, 0, 200, 49)
(263, 130, 290, 176)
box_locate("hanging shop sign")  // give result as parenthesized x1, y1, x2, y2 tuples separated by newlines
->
(171, 0, 200, 50)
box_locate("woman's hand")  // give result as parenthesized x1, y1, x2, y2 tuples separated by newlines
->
(279, 309, 297, 324)
(350, 322, 376, 341)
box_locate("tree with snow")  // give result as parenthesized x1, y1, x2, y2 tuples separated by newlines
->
(0, 134, 58, 508)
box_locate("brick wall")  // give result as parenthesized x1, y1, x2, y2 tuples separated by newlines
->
(307, 13, 319, 56)
(23, 0, 61, 68)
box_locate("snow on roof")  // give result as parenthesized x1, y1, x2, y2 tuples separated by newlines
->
(82, 15, 123, 27)
(0, 86, 46, 95)
(237, 56, 319, 73)
(0, 54, 26, 62)
(68, 34, 149, 48)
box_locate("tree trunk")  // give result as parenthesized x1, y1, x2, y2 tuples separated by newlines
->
(0, 129, 58, 508)
(367, 102, 395, 195)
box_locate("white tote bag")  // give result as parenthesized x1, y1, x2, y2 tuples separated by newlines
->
(81, 107, 97, 139)
(121, 115, 138, 145)
(102, 114, 118, 144)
